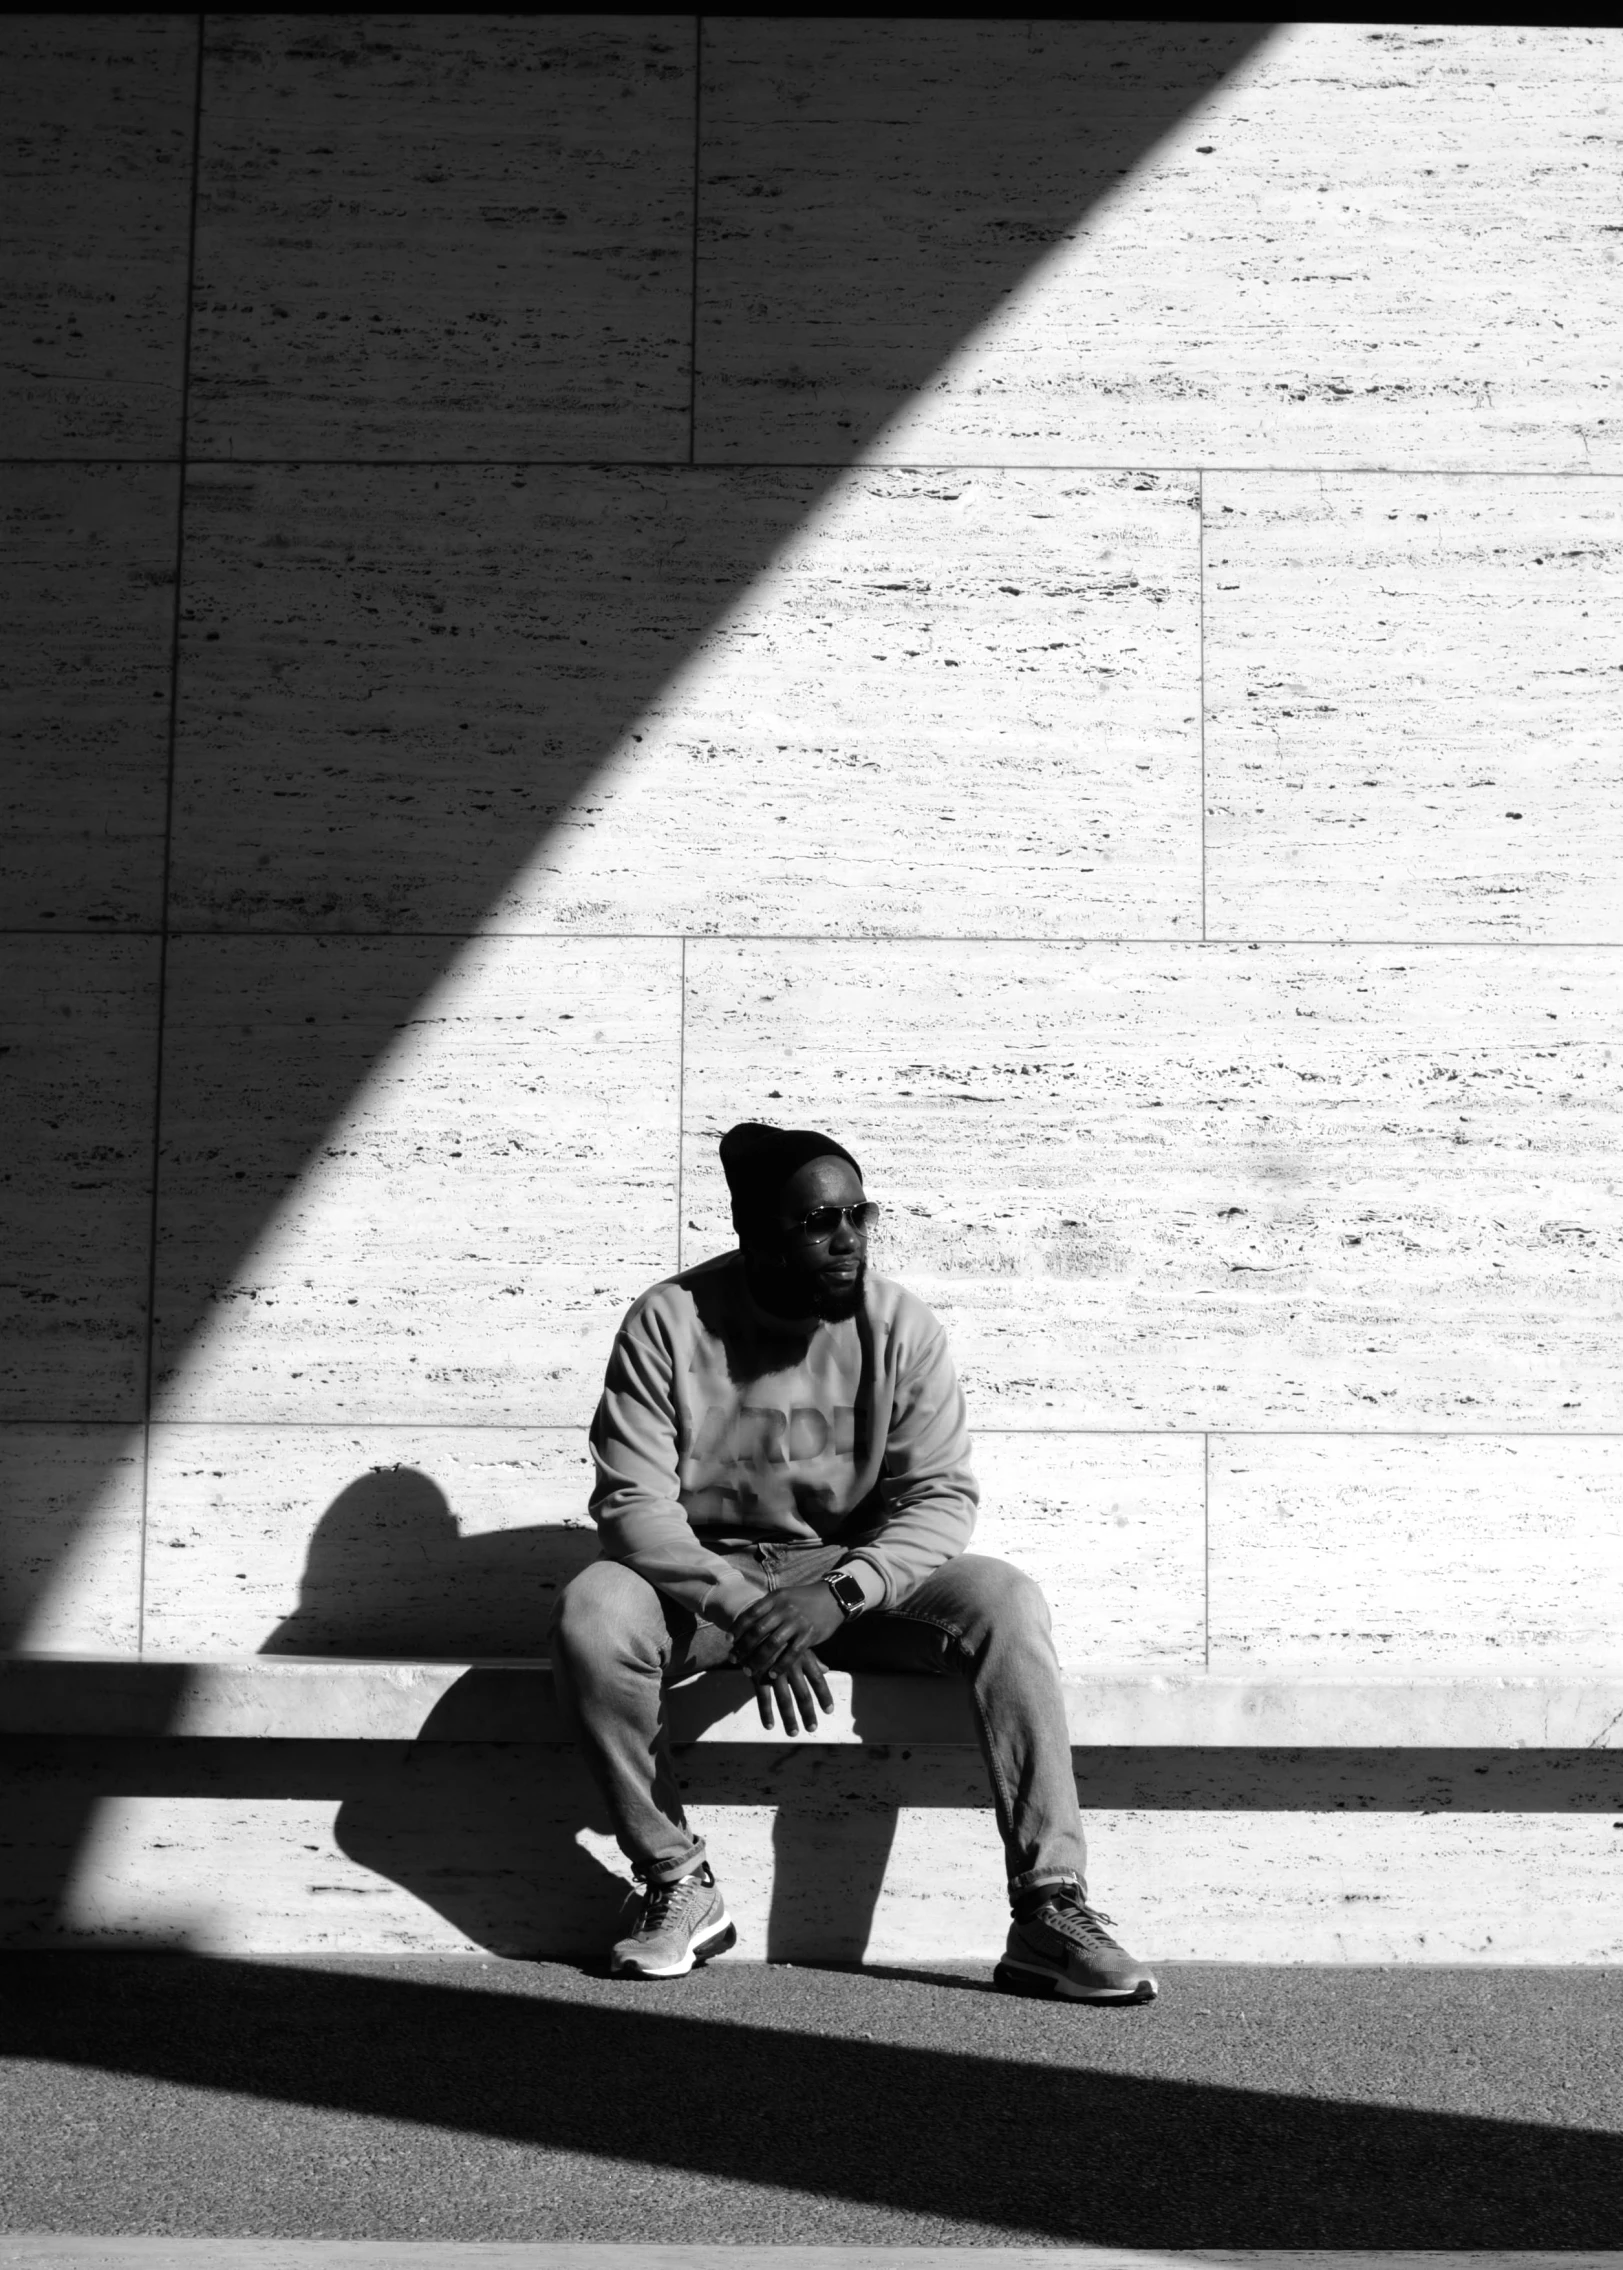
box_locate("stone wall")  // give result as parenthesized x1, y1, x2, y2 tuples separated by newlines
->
(4, 16, 1622, 1956)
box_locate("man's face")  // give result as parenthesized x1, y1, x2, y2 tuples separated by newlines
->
(751, 1155, 871, 1320)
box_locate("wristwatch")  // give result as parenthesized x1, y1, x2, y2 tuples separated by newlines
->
(823, 1566, 867, 1619)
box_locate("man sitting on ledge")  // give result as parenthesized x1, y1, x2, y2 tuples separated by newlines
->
(551, 1119, 1157, 2003)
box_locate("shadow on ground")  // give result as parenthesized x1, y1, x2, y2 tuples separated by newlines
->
(1, 1953, 1621, 2246)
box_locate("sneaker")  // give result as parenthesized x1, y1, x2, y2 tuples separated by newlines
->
(609, 1862, 737, 1979)
(994, 1891, 1158, 2004)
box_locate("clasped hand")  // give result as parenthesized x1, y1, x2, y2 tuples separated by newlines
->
(730, 1579, 845, 1735)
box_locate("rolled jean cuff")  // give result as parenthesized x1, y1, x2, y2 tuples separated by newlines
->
(1007, 1866, 1083, 1902)
(640, 1836, 708, 1886)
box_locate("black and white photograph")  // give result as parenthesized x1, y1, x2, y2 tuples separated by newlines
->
(1, 13, 1621, 2266)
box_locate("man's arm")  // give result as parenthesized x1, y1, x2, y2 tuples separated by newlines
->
(839, 1324, 978, 1608)
(588, 1310, 763, 1629)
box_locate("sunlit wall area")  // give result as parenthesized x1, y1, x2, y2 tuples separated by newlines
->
(4, 17, 1622, 1955)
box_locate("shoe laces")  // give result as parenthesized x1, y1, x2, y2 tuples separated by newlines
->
(637, 1866, 709, 1927)
(1038, 1895, 1121, 1950)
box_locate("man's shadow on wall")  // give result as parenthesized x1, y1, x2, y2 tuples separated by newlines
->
(260, 1468, 925, 1962)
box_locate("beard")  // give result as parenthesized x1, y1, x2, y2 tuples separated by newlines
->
(803, 1258, 867, 1321)
(743, 1242, 868, 1324)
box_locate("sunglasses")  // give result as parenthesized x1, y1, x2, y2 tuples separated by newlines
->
(786, 1200, 881, 1242)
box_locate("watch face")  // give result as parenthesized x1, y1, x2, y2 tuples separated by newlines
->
(829, 1571, 864, 1612)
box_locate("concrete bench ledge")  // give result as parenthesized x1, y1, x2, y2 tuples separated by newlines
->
(5, 1656, 1623, 1749)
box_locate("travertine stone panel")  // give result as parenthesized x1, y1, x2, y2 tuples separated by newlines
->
(700, 21, 1620, 470)
(152, 936, 680, 1425)
(138, 1426, 1200, 1666)
(0, 14, 195, 455)
(1, 465, 177, 928)
(1211, 1435, 1623, 1674)
(12, 1755, 1623, 1961)
(143, 1426, 595, 1659)
(972, 1433, 1203, 1672)
(1108, 1808, 1623, 1966)
(169, 464, 1196, 937)
(0, 1426, 143, 1655)
(169, 462, 773, 933)
(191, 15, 694, 459)
(1206, 477, 1623, 942)
(0, 939, 159, 1421)
(682, 940, 1622, 1429)
(532, 468, 1198, 938)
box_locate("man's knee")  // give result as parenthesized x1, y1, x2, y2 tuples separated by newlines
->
(947, 1552, 1054, 1638)
(551, 1556, 665, 1672)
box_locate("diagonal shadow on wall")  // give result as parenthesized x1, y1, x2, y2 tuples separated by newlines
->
(6, 17, 1275, 1644)
(3, 18, 1278, 1948)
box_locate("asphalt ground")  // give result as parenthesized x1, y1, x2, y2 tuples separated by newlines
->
(1, 1956, 1620, 2250)
(3, 2250, 1618, 2270)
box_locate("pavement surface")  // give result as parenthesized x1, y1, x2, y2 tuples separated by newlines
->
(2, 1956, 1621, 2250)
(2, 2248, 1620, 2270)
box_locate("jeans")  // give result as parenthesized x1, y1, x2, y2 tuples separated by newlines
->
(549, 1539, 1088, 1900)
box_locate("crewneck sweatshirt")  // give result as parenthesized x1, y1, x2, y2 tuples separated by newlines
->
(588, 1250, 978, 1628)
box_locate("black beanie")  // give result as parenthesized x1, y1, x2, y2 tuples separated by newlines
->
(719, 1121, 862, 1230)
